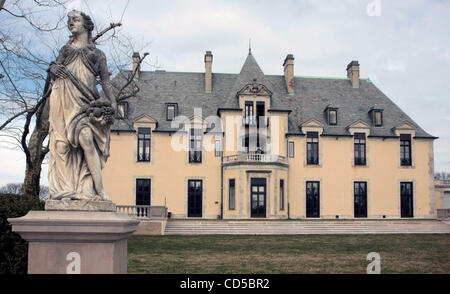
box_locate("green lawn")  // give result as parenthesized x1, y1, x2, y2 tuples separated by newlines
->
(128, 234, 450, 274)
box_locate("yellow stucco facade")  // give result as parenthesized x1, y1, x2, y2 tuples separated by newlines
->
(103, 51, 437, 220)
(103, 98, 436, 220)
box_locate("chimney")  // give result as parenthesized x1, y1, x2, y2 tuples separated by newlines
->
(283, 54, 295, 95)
(347, 60, 360, 88)
(204, 51, 213, 93)
(132, 52, 141, 79)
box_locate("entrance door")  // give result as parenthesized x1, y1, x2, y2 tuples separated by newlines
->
(188, 180, 202, 218)
(251, 178, 266, 218)
(354, 182, 367, 218)
(306, 181, 320, 218)
(401, 182, 413, 218)
(136, 179, 151, 206)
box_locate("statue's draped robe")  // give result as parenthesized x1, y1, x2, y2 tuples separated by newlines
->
(48, 45, 110, 200)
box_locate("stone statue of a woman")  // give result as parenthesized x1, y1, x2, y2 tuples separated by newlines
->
(47, 10, 116, 207)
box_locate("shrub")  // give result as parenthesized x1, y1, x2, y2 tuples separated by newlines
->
(0, 194, 44, 274)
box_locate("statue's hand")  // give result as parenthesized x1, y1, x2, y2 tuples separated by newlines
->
(50, 64, 69, 79)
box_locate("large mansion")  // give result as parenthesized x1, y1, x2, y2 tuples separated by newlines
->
(103, 50, 437, 219)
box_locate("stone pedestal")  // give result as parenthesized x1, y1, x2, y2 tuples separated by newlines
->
(8, 211, 139, 274)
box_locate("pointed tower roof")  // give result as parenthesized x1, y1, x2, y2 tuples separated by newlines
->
(224, 51, 269, 108)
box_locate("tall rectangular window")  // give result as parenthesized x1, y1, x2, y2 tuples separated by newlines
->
(328, 110, 337, 125)
(166, 104, 177, 121)
(306, 181, 320, 218)
(137, 128, 151, 162)
(244, 101, 254, 125)
(354, 182, 367, 218)
(215, 139, 221, 157)
(400, 134, 412, 166)
(288, 141, 294, 158)
(306, 132, 319, 165)
(374, 111, 383, 126)
(354, 133, 366, 166)
(401, 182, 414, 218)
(116, 102, 128, 119)
(189, 128, 202, 163)
(136, 179, 151, 206)
(229, 179, 235, 210)
(280, 179, 285, 211)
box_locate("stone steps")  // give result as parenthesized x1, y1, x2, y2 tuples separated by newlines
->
(164, 220, 450, 235)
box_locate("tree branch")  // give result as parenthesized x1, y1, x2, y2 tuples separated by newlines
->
(116, 52, 149, 101)
(93, 22, 122, 43)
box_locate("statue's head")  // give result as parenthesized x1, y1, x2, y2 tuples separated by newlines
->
(67, 10, 94, 41)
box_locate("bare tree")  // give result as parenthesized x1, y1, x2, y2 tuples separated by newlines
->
(0, 1, 149, 197)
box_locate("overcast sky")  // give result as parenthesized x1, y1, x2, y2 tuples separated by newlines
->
(0, 0, 449, 186)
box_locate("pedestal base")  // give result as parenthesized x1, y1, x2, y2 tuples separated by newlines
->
(8, 211, 139, 274)
(45, 199, 116, 212)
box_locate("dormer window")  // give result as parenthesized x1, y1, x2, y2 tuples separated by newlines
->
(116, 102, 128, 119)
(329, 110, 337, 125)
(374, 111, 383, 126)
(324, 105, 338, 126)
(166, 103, 177, 121)
(369, 107, 384, 127)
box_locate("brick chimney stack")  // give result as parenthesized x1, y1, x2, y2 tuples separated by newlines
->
(132, 52, 141, 80)
(283, 54, 295, 95)
(347, 60, 360, 88)
(205, 51, 213, 93)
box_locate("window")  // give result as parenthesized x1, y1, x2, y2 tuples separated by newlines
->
(373, 110, 383, 126)
(354, 182, 367, 218)
(280, 179, 285, 211)
(354, 133, 366, 166)
(116, 102, 128, 119)
(229, 179, 235, 210)
(166, 104, 177, 121)
(215, 139, 221, 157)
(306, 132, 319, 165)
(136, 179, 151, 206)
(288, 141, 294, 158)
(244, 101, 254, 125)
(328, 110, 337, 125)
(306, 181, 320, 218)
(189, 128, 202, 163)
(401, 182, 413, 218)
(137, 128, 151, 162)
(400, 134, 412, 166)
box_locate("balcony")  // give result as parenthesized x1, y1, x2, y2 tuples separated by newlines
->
(223, 153, 288, 166)
(116, 205, 168, 220)
(242, 116, 270, 127)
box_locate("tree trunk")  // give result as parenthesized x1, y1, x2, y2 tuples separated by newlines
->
(0, 0, 6, 11)
(22, 97, 49, 198)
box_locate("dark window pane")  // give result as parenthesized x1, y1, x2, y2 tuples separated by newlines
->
(136, 179, 151, 206)
(137, 128, 151, 162)
(229, 179, 235, 210)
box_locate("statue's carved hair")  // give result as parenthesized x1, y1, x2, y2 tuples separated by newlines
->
(68, 10, 95, 43)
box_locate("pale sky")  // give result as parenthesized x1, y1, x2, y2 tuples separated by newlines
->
(0, 0, 449, 186)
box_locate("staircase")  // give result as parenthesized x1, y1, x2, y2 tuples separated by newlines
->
(164, 220, 450, 235)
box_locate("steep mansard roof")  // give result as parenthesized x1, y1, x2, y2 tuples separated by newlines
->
(110, 52, 434, 138)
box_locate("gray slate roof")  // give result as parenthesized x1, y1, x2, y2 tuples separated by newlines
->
(111, 52, 434, 138)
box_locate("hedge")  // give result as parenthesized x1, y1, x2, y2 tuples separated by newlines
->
(0, 194, 44, 274)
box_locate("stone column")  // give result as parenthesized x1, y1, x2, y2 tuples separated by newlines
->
(8, 209, 139, 274)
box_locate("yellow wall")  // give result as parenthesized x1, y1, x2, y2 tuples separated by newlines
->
(103, 131, 222, 218)
(104, 112, 435, 219)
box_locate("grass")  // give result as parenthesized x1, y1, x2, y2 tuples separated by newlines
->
(128, 234, 450, 274)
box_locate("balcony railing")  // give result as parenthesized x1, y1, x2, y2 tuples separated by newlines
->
(242, 116, 269, 127)
(223, 153, 288, 165)
(116, 205, 168, 220)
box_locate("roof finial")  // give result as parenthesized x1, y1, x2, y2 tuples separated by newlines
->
(249, 38, 252, 54)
